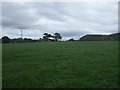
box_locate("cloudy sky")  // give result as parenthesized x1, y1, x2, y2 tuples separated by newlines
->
(2, 2, 118, 40)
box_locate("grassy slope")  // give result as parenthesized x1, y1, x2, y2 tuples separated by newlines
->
(3, 41, 118, 88)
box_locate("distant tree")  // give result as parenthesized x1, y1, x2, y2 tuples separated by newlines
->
(48, 34, 53, 38)
(43, 33, 55, 41)
(53, 33, 62, 41)
(43, 33, 49, 41)
(43, 33, 53, 41)
(2, 36, 11, 43)
(32, 39, 39, 42)
(39, 38, 42, 42)
(23, 38, 33, 43)
(43, 33, 49, 36)
(68, 38, 76, 41)
(43, 36, 48, 42)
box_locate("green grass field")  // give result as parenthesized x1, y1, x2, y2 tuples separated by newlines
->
(2, 41, 118, 88)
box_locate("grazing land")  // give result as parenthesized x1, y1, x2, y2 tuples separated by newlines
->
(2, 41, 118, 88)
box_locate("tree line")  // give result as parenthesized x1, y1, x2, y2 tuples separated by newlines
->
(1, 32, 119, 44)
(1, 32, 62, 43)
(42, 33, 62, 41)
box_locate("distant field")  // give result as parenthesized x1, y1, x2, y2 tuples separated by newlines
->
(2, 41, 118, 88)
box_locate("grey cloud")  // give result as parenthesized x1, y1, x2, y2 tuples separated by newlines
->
(2, 2, 118, 40)
(2, 2, 38, 29)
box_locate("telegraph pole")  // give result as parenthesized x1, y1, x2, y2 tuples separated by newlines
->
(21, 30, 23, 39)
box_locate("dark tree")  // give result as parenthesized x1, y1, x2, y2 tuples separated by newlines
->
(43, 36, 48, 42)
(43, 33, 49, 41)
(39, 38, 42, 42)
(23, 38, 33, 43)
(43, 33, 49, 36)
(43, 33, 54, 41)
(2, 36, 11, 43)
(48, 34, 53, 38)
(68, 38, 76, 41)
(43, 33, 52, 41)
(53, 33, 62, 41)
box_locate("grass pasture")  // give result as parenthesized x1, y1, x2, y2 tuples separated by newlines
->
(2, 41, 118, 88)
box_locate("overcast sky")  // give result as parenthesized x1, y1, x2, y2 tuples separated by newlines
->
(2, 2, 118, 40)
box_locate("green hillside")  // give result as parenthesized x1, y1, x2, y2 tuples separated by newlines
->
(80, 33, 120, 41)
(109, 33, 120, 40)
